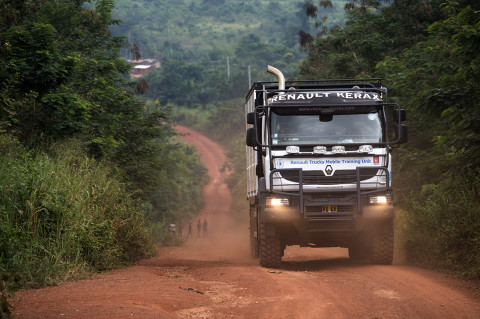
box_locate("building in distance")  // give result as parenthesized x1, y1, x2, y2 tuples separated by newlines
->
(128, 59, 161, 78)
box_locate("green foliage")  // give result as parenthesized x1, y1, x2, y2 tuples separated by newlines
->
(377, 1, 480, 171)
(0, 136, 154, 289)
(0, 0, 167, 196)
(148, 140, 207, 225)
(0, 0, 208, 295)
(143, 59, 215, 107)
(387, 1, 480, 277)
(299, 0, 444, 79)
(142, 32, 303, 107)
(400, 170, 480, 279)
(112, 0, 331, 58)
(112, 0, 346, 107)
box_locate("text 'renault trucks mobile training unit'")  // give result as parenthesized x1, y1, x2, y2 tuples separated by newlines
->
(245, 66, 407, 268)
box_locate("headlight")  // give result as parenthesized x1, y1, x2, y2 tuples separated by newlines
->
(266, 197, 290, 207)
(369, 195, 389, 204)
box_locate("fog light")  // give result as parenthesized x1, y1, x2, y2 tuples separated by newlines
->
(358, 145, 373, 153)
(286, 146, 300, 154)
(332, 145, 346, 154)
(313, 146, 327, 154)
(369, 195, 389, 204)
(266, 197, 290, 207)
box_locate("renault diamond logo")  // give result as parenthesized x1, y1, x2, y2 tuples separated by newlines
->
(325, 165, 334, 176)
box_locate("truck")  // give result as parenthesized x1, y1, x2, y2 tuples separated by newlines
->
(245, 66, 407, 268)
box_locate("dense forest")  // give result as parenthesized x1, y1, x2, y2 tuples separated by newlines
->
(111, 0, 349, 58)
(112, 0, 349, 107)
(1, 0, 480, 316)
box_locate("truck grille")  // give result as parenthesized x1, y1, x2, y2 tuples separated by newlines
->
(279, 169, 379, 185)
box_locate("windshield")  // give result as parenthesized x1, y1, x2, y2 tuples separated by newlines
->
(271, 112, 384, 145)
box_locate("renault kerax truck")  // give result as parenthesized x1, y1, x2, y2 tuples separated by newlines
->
(245, 66, 407, 268)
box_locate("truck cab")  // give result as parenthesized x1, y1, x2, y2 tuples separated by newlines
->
(245, 66, 407, 268)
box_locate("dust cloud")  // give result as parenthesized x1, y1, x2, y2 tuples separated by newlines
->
(180, 217, 254, 265)
(175, 125, 255, 265)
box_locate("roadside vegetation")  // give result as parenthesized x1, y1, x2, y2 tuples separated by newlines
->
(0, 1, 206, 314)
(0, 137, 153, 287)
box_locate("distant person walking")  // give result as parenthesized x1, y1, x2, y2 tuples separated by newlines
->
(203, 218, 208, 237)
(197, 219, 201, 238)
(168, 222, 176, 236)
(188, 222, 192, 237)
(178, 223, 183, 237)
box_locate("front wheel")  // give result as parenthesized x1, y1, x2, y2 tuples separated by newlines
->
(348, 244, 363, 261)
(348, 235, 369, 262)
(371, 222, 394, 265)
(259, 223, 283, 268)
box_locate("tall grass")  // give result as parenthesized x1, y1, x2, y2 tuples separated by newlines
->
(0, 136, 154, 289)
(399, 170, 480, 279)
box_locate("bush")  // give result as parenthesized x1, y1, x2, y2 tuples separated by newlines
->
(0, 136, 154, 289)
(400, 170, 480, 279)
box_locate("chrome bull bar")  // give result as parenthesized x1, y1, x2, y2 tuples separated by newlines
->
(269, 166, 390, 214)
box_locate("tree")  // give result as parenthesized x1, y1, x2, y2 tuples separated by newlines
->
(0, 0, 168, 194)
(298, 0, 444, 78)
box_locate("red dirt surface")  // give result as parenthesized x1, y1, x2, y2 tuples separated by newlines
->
(11, 126, 480, 318)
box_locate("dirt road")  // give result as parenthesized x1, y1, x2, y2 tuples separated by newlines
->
(12, 126, 480, 318)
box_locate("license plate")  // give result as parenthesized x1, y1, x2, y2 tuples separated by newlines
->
(322, 205, 338, 213)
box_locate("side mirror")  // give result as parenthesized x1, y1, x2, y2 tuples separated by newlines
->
(396, 124, 408, 144)
(246, 112, 256, 125)
(393, 109, 406, 122)
(246, 127, 258, 147)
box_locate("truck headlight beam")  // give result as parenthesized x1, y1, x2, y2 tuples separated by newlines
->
(266, 197, 290, 207)
(369, 195, 389, 204)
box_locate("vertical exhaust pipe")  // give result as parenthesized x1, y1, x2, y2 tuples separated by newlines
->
(267, 65, 285, 93)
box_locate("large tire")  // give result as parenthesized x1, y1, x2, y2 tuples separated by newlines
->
(348, 235, 369, 262)
(259, 223, 283, 268)
(249, 205, 259, 258)
(348, 244, 363, 261)
(371, 222, 394, 265)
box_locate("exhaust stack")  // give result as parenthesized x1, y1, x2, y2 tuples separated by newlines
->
(267, 65, 285, 93)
